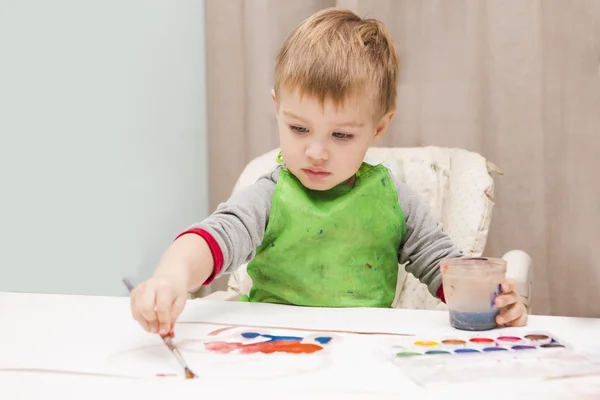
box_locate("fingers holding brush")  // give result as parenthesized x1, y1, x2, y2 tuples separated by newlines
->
(126, 276, 189, 335)
(129, 292, 151, 332)
(155, 290, 173, 336)
(170, 294, 187, 332)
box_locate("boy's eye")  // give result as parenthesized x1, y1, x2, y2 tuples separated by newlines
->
(289, 125, 309, 134)
(332, 132, 353, 140)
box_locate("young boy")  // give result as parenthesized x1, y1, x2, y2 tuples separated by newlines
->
(130, 8, 527, 336)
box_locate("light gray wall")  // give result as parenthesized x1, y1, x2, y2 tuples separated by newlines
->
(0, 1, 209, 296)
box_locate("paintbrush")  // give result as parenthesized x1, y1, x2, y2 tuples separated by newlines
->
(122, 278, 198, 379)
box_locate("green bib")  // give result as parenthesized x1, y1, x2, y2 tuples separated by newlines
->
(243, 162, 407, 308)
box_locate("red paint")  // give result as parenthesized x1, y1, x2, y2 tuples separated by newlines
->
(156, 373, 177, 377)
(469, 338, 495, 344)
(205, 340, 323, 354)
(160, 330, 175, 339)
(208, 327, 235, 336)
(497, 336, 521, 342)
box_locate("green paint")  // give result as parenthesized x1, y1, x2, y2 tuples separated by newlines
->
(396, 352, 422, 357)
(425, 350, 451, 355)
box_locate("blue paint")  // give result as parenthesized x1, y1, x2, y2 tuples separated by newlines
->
(319, 229, 323, 234)
(241, 332, 331, 344)
(454, 348, 479, 354)
(483, 347, 508, 352)
(347, 291, 354, 294)
(490, 285, 502, 307)
(240, 332, 303, 342)
(449, 310, 499, 331)
(262, 334, 303, 342)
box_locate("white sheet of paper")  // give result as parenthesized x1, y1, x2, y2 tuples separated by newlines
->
(3, 292, 600, 399)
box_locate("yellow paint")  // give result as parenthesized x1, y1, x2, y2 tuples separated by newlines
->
(414, 340, 439, 347)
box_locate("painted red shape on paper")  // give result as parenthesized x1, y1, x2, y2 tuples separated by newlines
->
(205, 340, 323, 354)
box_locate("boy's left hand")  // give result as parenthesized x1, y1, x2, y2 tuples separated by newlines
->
(494, 279, 528, 327)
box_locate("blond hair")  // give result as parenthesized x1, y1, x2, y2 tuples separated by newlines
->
(274, 8, 399, 119)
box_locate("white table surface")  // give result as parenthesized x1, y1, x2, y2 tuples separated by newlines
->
(2, 291, 600, 399)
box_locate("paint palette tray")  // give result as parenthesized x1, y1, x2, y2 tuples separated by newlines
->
(386, 331, 600, 387)
(389, 331, 570, 359)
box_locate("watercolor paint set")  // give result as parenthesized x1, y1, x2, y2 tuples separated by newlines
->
(386, 331, 600, 387)
(389, 331, 571, 359)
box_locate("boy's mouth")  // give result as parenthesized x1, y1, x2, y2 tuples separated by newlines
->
(302, 168, 331, 179)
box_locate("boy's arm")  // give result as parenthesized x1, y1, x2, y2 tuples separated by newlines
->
(177, 166, 281, 289)
(393, 177, 463, 300)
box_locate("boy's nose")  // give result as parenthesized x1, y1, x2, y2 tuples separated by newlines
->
(306, 142, 328, 162)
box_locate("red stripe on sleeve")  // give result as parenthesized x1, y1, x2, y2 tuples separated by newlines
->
(175, 228, 224, 286)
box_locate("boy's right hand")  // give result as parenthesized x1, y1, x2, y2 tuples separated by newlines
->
(130, 275, 188, 336)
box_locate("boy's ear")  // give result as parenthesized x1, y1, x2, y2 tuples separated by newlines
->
(372, 110, 395, 143)
(271, 89, 277, 108)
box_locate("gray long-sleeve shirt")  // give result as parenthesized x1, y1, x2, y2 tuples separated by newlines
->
(191, 164, 463, 298)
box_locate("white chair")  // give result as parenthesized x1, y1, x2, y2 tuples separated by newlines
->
(202, 147, 533, 312)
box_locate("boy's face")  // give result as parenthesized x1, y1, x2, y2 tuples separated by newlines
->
(273, 88, 394, 191)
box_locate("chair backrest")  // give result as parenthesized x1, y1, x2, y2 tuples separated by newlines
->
(225, 146, 498, 310)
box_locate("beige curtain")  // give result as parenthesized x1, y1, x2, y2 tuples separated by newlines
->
(204, 0, 600, 317)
